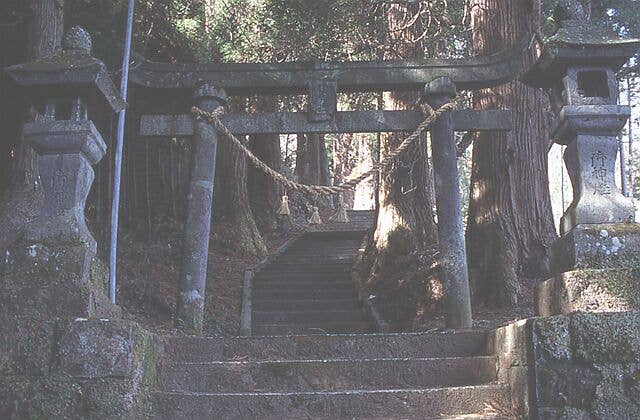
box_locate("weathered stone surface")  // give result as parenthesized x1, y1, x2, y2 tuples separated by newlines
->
(0, 318, 163, 420)
(522, 17, 640, 88)
(527, 313, 640, 418)
(561, 68, 619, 107)
(131, 36, 529, 93)
(23, 120, 106, 246)
(0, 123, 118, 322)
(140, 109, 512, 137)
(63, 26, 93, 53)
(537, 269, 640, 316)
(0, 315, 57, 377)
(553, 107, 634, 234)
(487, 319, 534, 418)
(159, 356, 498, 393)
(5, 30, 124, 113)
(495, 313, 640, 418)
(570, 312, 640, 363)
(424, 76, 472, 329)
(1, 243, 117, 320)
(550, 223, 640, 273)
(532, 316, 572, 360)
(175, 84, 226, 335)
(151, 385, 512, 420)
(58, 319, 136, 379)
(554, 0, 589, 22)
(307, 76, 337, 122)
(538, 406, 592, 420)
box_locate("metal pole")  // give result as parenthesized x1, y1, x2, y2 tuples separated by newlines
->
(561, 146, 566, 212)
(109, 0, 136, 305)
(628, 74, 634, 198)
(423, 77, 473, 329)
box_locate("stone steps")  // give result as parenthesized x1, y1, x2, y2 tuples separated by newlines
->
(251, 309, 368, 324)
(162, 331, 488, 362)
(258, 262, 353, 271)
(252, 281, 355, 292)
(151, 385, 511, 419)
(252, 322, 375, 336)
(159, 356, 498, 393)
(151, 214, 513, 418)
(249, 229, 369, 336)
(252, 298, 361, 312)
(257, 267, 353, 276)
(252, 288, 359, 301)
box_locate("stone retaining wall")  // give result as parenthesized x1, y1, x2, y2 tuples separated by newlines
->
(490, 312, 640, 419)
(0, 318, 162, 419)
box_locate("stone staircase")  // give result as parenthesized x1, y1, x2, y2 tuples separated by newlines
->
(153, 331, 510, 419)
(251, 229, 374, 336)
(151, 211, 513, 418)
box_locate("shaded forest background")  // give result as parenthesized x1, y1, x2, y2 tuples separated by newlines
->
(0, 0, 639, 334)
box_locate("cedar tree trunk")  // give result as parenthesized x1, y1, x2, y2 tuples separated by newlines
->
(0, 0, 64, 255)
(360, 2, 439, 330)
(467, 0, 557, 306)
(248, 95, 281, 232)
(215, 99, 267, 256)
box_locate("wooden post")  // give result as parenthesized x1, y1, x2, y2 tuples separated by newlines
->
(423, 77, 473, 329)
(175, 83, 227, 334)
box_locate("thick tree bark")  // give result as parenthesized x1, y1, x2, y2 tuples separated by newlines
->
(26, 0, 64, 61)
(295, 133, 329, 186)
(203, 0, 265, 256)
(248, 96, 281, 232)
(467, 0, 557, 306)
(332, 133, 355, 208)
(360, 2, 439, 330)
(215, 99, 267, 256)
(0, 0, 64, 255)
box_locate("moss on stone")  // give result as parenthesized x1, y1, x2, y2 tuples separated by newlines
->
(533, 316, 571, 360)
(0, 318, 161, 419)
(570, 312, 640, 363)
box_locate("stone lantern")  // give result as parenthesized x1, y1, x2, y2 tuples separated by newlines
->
(522, 3, 640, 315)
(2, 27, 124, 320)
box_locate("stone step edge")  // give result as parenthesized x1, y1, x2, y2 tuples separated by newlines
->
(163, 329, 486, 340)
(162, 355, 496, 367)
(152, 383, 508, 397)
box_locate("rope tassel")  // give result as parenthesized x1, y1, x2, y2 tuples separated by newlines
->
(308, 206, 323, 224)
(332, 195, 350, 223)
(278, 195, 291, 216)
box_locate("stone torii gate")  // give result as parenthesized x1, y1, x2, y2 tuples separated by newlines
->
(131, 41, 526, 334)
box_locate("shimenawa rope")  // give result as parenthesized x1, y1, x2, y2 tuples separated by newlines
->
(191, 100, 457, 197)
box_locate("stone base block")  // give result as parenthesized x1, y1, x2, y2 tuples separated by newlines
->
(536, 269, 640, 316)
(493, 313, 640, 419)
(550, 223, 640, 273)
(0, 242, 119, 320)
(486, 319, 534, 418)
(0, 318, 162, 419)
(533, 312, 640, 419)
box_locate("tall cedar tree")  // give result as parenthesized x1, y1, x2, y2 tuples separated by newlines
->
(0, 0, 64, 254)
(248, 96, 282, 232)
(204, 0, 267, 256)
(361, 2, 439, 329)
(467, 0, 557, 306)
(295, 134, 331, 186)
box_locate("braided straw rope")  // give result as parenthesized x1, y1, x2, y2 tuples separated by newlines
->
(191, 100, 457, 196)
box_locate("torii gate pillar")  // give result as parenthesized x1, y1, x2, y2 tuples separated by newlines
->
(423, 77, 473, 329)
(176, 83, 227, 334)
